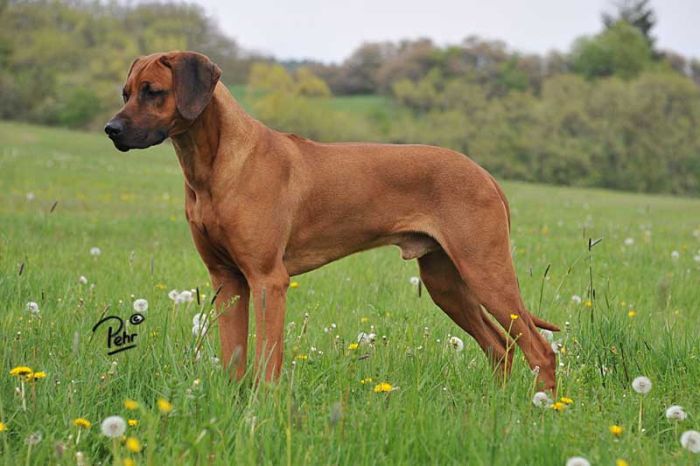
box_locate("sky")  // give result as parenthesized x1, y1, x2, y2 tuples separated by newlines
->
(191, 0, 699, 63)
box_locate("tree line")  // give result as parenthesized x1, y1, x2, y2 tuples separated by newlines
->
(1, 0, 699, 195)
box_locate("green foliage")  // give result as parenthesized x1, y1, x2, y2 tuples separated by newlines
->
(571, 21, 653, 80)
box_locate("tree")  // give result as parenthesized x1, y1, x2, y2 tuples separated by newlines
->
(602, 0, 657, 52)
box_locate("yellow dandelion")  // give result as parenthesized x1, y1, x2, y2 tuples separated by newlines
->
(551, 402, 566, 412)
(348, 342, 359, 350)
(128, 419, 138, 427)
(360, 317, 369, 323)
(509, 313, 519, 320)
(360, 377, 373, 384)
(584, 299, 593, 308)
(9, 366, 33, 377)
(125, 436, 142, 453)
(124, 399, 138, 410)
(609, 424, 624, 437)
(157, 398, 173, 414)
(295, 354, 308, 361)
(27, 371, 46, 381)
(123, 458, 136, 466)
(541, 226, 549, 235)
(560, 397, 574, 405)
(289, 281, 299, 289)
(0, 422, 7, 432)
(155, 283, 167, 290)
(73, 418, 91, 429)
(373, 382, 394, 393)
(615, 460, 629, 466)
(627, 310, 637, 318)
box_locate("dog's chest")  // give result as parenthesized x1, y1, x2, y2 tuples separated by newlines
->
(185, 192, 227, 247)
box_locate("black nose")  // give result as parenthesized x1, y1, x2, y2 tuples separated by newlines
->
(104, 119, 125, 137)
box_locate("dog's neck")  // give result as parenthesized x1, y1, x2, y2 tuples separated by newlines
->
(171, 83, 259, 191)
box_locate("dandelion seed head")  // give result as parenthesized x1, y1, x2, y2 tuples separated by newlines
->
(132, 298, 148, 313)
(179, 290, 194, 303)
(89, 247, 101, 256)
(566, 457, 590, 466)
(532, 391, 552, 408)
(409, 276, 420, 286)
(666, 405, 687, 421)
(632, 376, 652, 394)
(100, 416, 126, 438)
(25, 302, 40, 315)
(680, 430, 700, 453)
(78, 276, 88, 285)
(571, 295, 582, 304)
(448, 336, 464, 352)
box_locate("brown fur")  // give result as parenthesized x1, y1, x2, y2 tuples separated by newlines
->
(106, 51, 559, 390)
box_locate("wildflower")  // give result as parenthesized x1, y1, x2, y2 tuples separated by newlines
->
(295, 354, 308, 361)
(540, 329, 554, 342)
(27, 371, 46, 381)
(583, 299, 593, 308)
(123, 459, 136, 466)
(565, 457, 590, 466)
(128, 419, 138, 427)
(409, 276, 420, 286)
(168, 289, 180, 301)
(624, 237, 634, 246)
(125, 436, 142, 453)
(532, 391, 552, 408)
(615, 460, 629, 466)
(124, 399, 138, 410)
(132, 299, 148, 313)
(448, 336, 464, 352)
(551, 341, 563, 354)
(25, 431, 42, 446)
(157, 398, 173, 414)
(360, 316, 369, 323)
(509, 313, 519, 320)
(628, 310, 637, 318)
(571, 295, 582, 304)
(671, 250, 680, 260)
(609, 424, 624, 437)
(179, 290, 194, 302)
(9, 366, 33, 377)
(100, 416, 126, 438)
(348, 342, 359, 350)
(666, 405, 687, 421)
(26, 192, 35, 201)
(73, 418, 91, 429)
(550, 401, 566, 412)
(560, 397, 573, 405)
(25, 302, 40, 315)
(357, 332, 376, 345)
(289, 281, 299, 289)
(89, 247, 101, 256)
(0, 422, 6, 432)
(192, 320, 209, 338)
(360, 377, 373, 384)
(373, 382, 394, 393)
(632, 376, 652, 394)
(680, 430, 700, 453)
(79, 276, 88, 285)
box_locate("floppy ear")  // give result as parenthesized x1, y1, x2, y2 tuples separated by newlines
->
(160, 52, 222, 121)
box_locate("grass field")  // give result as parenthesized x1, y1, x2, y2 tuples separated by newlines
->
(1, 120, 700, 465)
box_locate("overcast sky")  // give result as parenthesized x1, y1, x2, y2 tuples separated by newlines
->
(191, 0, 699, 63)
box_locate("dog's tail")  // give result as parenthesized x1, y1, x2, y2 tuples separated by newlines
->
(531, 315, 560, 332)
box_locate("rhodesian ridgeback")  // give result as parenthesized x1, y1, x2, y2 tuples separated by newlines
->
(105, 51, 559, 390)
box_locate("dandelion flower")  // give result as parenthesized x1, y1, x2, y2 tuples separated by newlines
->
(179, 290, 194, 302)
(9, 366, 33, 377)
(560, 397, 573, 405)
(532, 391, 552, 408)
(671, 250, 680, 260)
(373, 382, 394, 393)
(583, 299, 593, 308)
(632, 376, 652, 394)
(73, 418, 91, 429)
(27, 371, 46, 381)
(551, 401, 566, 412)
(540, 329, 554, 342)
(78, 276, 88, 285)
(627, 310, 637, 318)
(25, 431, 42, 446)
(25, 302, 40, 315)
(0, 422, 7, 432)
(348, 342, 359, 351)
(132, 299, 148, 313)
(409, 276, 420, 286)
(125, 436, 142, 453)
(666, 405, 687, 421)
(680, 430, 700, 453)
(89, 247, 101, 256)
(157, 398, 173, 414)
(566, 457, 590, 466)
(128, 419, 138, 427)
(123, 459, 135, 466)
(360, 377, 373, 384)
(609, 424, 624, 437)
(357, 332, 376, 345)
(192, 321, 208, 337)
(168, 289, 180, 301)
(192, 313, 208, 327)
(623, 237, 634, 246)
(571, 295, 582, 304)
(448, 336, 464, 352)
(615, 460, 629, 466)
(509, 313, 519, 320)
(289, 281, 299, 289)
(124, 399, 138, 410)
(100, 416, 126, 438)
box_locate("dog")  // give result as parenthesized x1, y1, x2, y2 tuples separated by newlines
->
(105, 51, 559, 390)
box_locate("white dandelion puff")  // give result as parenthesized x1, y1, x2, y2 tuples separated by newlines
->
(132, 298, 148, 313)
(666, 405, 687, 421)
(168, 289, 180, 301)
(78, 275, 88, 285)
(25, 301, 40, 315)
(571, 295, 582, 304)
(179, 290, 194, 303)
(551, 340, 563, 354)
(532, 391, 552, 408)
(26, 192, 36, 201)
(623, 237, 634, 246)
(448, 336, 464, 352)
(357, 332, 376, 345)
(680, 430, 700, 453)
(671, 250, 680, 260)
(409, 276, 420, 286)
(89, 247, 101, 256)
(540, 329, 554, 342)
(100, 416, 126, 438)
(25, 431, 43, 446)
(565, 457, 590, 466)
(632, 376, 652, 395)
(693, 254, 700, 263)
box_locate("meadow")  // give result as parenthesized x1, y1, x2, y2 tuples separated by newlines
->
(1, 119, 700, 465)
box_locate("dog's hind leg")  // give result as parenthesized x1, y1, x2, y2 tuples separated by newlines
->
(418, 249, 513, 379)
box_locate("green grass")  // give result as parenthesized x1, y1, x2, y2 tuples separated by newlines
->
(1, 120, 700, 465)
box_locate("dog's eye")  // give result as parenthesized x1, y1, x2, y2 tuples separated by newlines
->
(122, 91, 129, 103)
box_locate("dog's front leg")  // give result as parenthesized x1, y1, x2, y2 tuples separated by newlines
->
(247, 268, 290, 382)
(210, 270, 250, 380)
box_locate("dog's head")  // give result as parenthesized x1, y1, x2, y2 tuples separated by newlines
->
(105, 51, 221, 152)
